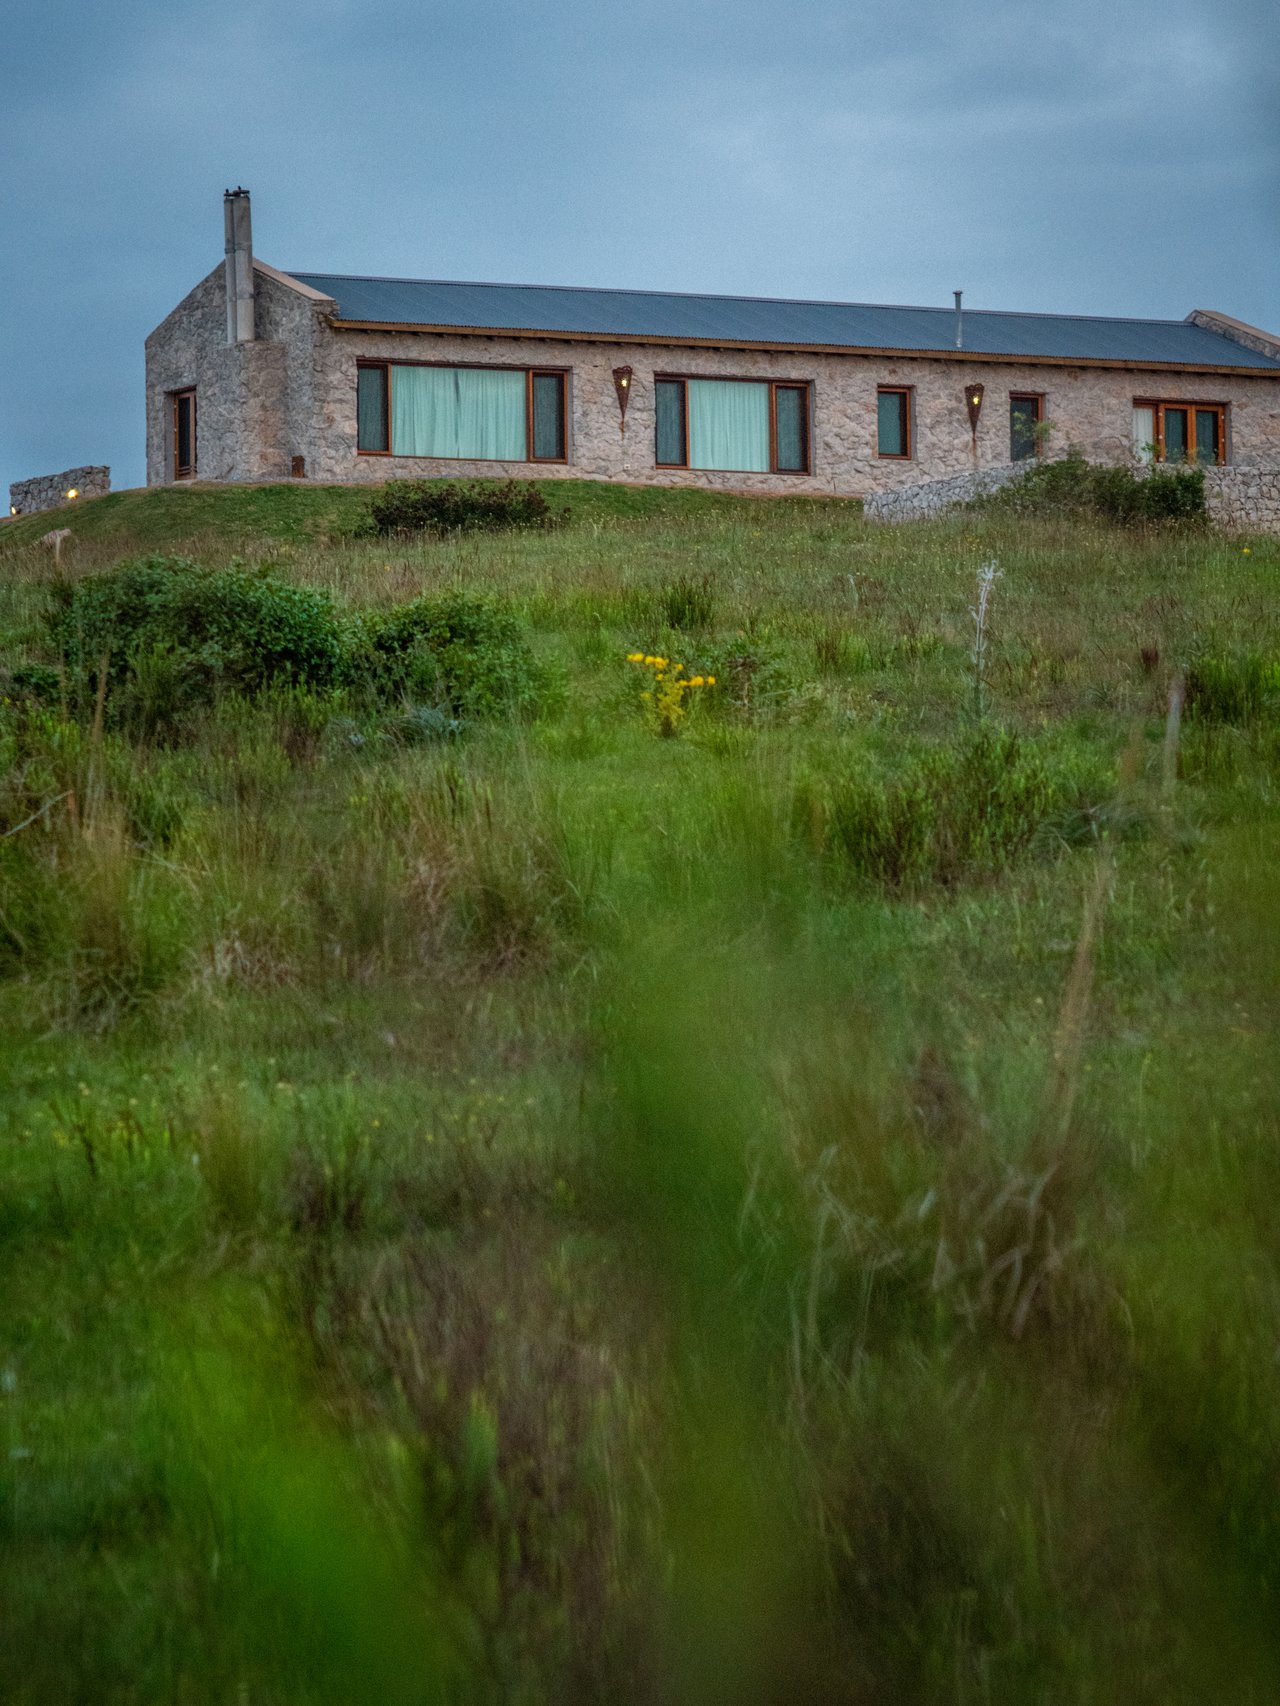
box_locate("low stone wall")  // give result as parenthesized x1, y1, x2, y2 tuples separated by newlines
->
(8, 466, 110, 517)
(1201, 466, 1280, 533)
(862, 464, 1025, 521)
(865, 461, 1280, 533)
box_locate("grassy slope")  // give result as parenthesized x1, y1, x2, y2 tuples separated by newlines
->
(0, 484, 1278, 1705)
(0, 476, 855, 555)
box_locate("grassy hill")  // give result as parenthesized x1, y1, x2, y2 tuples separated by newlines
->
(1, 476, 848, 556)
(1, 481, 1278, 1703)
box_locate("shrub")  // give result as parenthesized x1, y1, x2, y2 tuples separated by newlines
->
(385, 705, 465, 745)
(48, 557, 346, 733)
(368, 479, 569, 537)
(358, 592, 552, 719)
(979, 451, 1207, 525)
(2, 662, 62, 705)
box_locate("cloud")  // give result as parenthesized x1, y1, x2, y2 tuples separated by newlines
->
(0, 0, 1275, 490)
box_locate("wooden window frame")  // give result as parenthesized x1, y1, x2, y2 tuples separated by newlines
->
(1009, 392, 1045, 462)
(355, 360, 570, 464)
(875, 386, 913, 460)
(1134, 398, 1228, 465)
(652, 375, 813, 475)
(172, 388, 197, 479)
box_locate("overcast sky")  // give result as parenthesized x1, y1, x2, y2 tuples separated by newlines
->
(2, 0, 1276, 494)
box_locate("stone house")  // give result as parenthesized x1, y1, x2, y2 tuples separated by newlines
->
(145, 191, 1280, 500)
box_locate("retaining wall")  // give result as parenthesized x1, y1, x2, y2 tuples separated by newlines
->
(864, 462, 1280, 533)
(1201, 466, 1280, 532)
(863, 466, 1025, 521)
(9, 466, 110, 517)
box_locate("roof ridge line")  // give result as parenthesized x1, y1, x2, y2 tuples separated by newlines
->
(287, 271, 1197, 328)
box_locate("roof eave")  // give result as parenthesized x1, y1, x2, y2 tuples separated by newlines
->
(324, 317, 1280, 375)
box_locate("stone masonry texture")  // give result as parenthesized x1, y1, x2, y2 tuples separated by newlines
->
(865, 463, 1280, 534)
(146, 264, 1280, 506)
(9, 466, 110, 517)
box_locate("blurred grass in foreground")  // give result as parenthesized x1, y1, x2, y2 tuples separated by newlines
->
(0, 484, 1277, 1702)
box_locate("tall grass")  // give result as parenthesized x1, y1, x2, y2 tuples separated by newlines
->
(0, 486, 1277, 1702)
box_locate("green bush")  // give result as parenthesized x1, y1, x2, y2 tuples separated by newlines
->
(1, 662, 62, 704)
(980, 451, 1207, 525)
(358, 592, 552, 719)
(48, 557, 346, 734)
(368, 479, 569, 536)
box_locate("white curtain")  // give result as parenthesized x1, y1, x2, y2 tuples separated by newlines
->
(688, 380, 771, 472)
(1132, 406, 1155, 465)
(391, 366, 526, 460)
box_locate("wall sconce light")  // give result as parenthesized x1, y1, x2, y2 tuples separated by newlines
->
(969, 385, 989, 440)
(965, 384, 985, 463)
(612, 366, 634, 436)
(65, 488, 79, 500)
(8, 506, 17, 517)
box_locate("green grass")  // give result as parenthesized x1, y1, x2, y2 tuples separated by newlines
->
(0, 475, 855, 556)
(0, 480, 1278, 1704)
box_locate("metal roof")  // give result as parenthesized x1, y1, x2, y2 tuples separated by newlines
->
(287, 272, 1280, 370)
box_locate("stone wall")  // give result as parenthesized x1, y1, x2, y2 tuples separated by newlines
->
(145, 266, 293, 485)
(145, 262, 1280, 498)
(301, 327, 1280, 498)
(863, 466, 1024, 521)
(9, 465, 110, 516)
(864, 461, 1280, 533)
(1201, 466, 1280, 532)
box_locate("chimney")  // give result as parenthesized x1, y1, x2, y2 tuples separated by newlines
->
(224, 188, 255, 344)
(954, 290, 964, 350)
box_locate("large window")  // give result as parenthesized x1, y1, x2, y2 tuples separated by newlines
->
(357, 363, 568, 462)
(876, 387, 912, 459)
(1009, 393, 1044, 461)
(655, 377, 810, 474)
(1132, 400, 1226, 465)
(172, 389, 197, 479)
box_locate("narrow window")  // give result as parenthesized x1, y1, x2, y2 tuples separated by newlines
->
(357, 364, 389, 452)
(655, 379, 688, 466)
(876, 388, 911, 458)
(774, 385, 809, 474)
(173, 389, 197, 479)
(1194, 407, 1220, 465)
(1163, 407, 1189, 463)
(655, 377, 810, 473)
(530, 371, 567, 462)
(1009, 393, 1043, 461)
(1132, 405, 1156, 464)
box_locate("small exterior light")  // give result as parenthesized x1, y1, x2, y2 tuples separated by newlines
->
(8, 506, 16, 517)
(65, 487, 79, 500)
(964, 384, 985, 447)
(612, 366, 635, 436)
